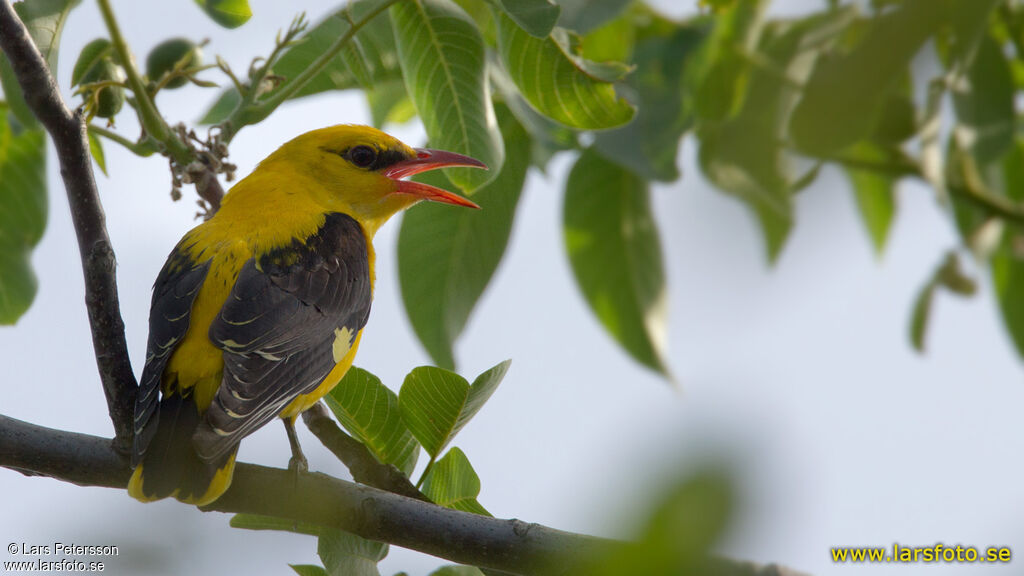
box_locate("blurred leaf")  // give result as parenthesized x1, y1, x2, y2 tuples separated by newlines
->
(937, 252, 977, 296)
(951, 33, 1014, 167)
(579, 6, 635, 63)
(556, 0, 631, 34)
(564, 149, 668, 375)
(790, 0, 946, 154)
(595, 16, 709, 182)
(324, 367, 420, 476)
(992, 235, 1024, 358)
(399, 105, 528, 369)
(495, 12, 635, 130)
(0, 112, 46, 324)
(870, 91, 916, 145)
(230, 514, 323, 537)
(200, 1, 400, 124)
(947, 0, 1002, 66)
(593, 470, 735, 576)
(366, 79, 415, 128)
(912, 252, 978, 353)
(421, 447, 491, 515)
(399, 361, 510, 458)
(843, 142, 897, 255)
(693, 0, 767, 122)
(318, 530, 387, 576)
(87, 131, 107, 176)
(698, 10, 846, 262)
(909, 279, 935, 353)
(429, 567, 484, 576)
(0, 0, 80, 130)
(392, 0, 503, 193)
(495, 0, 559, 37)
(193, 0, 251, 28)
(291, 565, 328, 576)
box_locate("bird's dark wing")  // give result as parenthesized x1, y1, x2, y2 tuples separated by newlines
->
(194, 212, 372, 461)
(132, 246, 211, 466)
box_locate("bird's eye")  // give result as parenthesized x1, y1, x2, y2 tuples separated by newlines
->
(347, 145, 377, 168)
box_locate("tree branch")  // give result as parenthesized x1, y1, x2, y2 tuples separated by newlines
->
(0, 0, 136, 451)
(0, 415, 807, 576)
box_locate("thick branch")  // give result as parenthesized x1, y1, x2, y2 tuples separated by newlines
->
(0, 416, 806, 576)
(0, 0, 136, 450)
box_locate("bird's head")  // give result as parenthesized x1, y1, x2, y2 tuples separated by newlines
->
(258, 125, 483, 231)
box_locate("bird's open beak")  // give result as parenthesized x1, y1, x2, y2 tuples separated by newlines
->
(383, 148, 486, 209)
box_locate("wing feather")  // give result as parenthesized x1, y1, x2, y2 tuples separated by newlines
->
(132, 248, 211, 466)
(194, 213, 372, 461)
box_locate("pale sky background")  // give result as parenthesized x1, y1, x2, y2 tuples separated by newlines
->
(2, 1, 1023, 575)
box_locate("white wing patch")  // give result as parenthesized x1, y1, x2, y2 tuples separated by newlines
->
(332, 326, 355, 363)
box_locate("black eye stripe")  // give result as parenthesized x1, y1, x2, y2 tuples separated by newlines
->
(333, 146, 411, 172)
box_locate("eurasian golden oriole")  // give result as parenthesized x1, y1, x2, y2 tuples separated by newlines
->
(128, 125, 483, 505)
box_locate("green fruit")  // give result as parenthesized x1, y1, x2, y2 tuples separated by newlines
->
(93, 60, 125, 118)
(73, 38, 125, 119)
(146, 38, 201, 89)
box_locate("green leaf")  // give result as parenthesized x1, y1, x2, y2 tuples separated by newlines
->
(947, 0, 1002, 67)
(429, 567, 484, 576)
(0, 112, 46, 324)
(692, 0, 766, 122)
(87, 131, 107, 176)
(495, 0, 559, 38)
(912, 252, 978, 354)
(399, 361, 510, 458)
(594, 15, 709, 182)
(421, 447, 490, 515)
(951, 33, 1014, 167)
(992, 237, 1024, 359)
(71, 38, 113, 87)
(318, 530, 387, 576)
(909, 277, 936, 353)
(843, 142, 897, 255)
(490, 66, 576, 168)
(193, 0, 251, 29)
(340, 36, 374, 90)
(593, 469, 735, 576)
(229, 514, 323, 537)
(495, 12, 635, 130)
(556, 0, 631, 34)
(199, 1, 400, 124)
(366, 79, 416, 128)
(291, 565, 329, 576)
(0, 0, 80, 130)
(324, 367, 420, 476)
(564, 149, 668, 375)
(790, 0, 946, 154)
(399, 105, 528, 369)
(392, 0, 503, 193)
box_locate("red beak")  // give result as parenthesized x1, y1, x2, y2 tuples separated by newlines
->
(383, 148, 486, 209)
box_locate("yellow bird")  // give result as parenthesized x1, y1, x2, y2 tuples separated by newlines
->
(128, 125, 483, 505)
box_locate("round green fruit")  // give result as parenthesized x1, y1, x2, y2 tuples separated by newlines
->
(146, 38, 202, 89)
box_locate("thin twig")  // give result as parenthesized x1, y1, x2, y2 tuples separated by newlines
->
(88, 124, 157, 156)
(221, 0, 400, 142)
(302, 403, 427, 501)
(0, 0, 137, 451)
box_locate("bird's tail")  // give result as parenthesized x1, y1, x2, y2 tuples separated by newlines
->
(128, 392, 237, 506)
